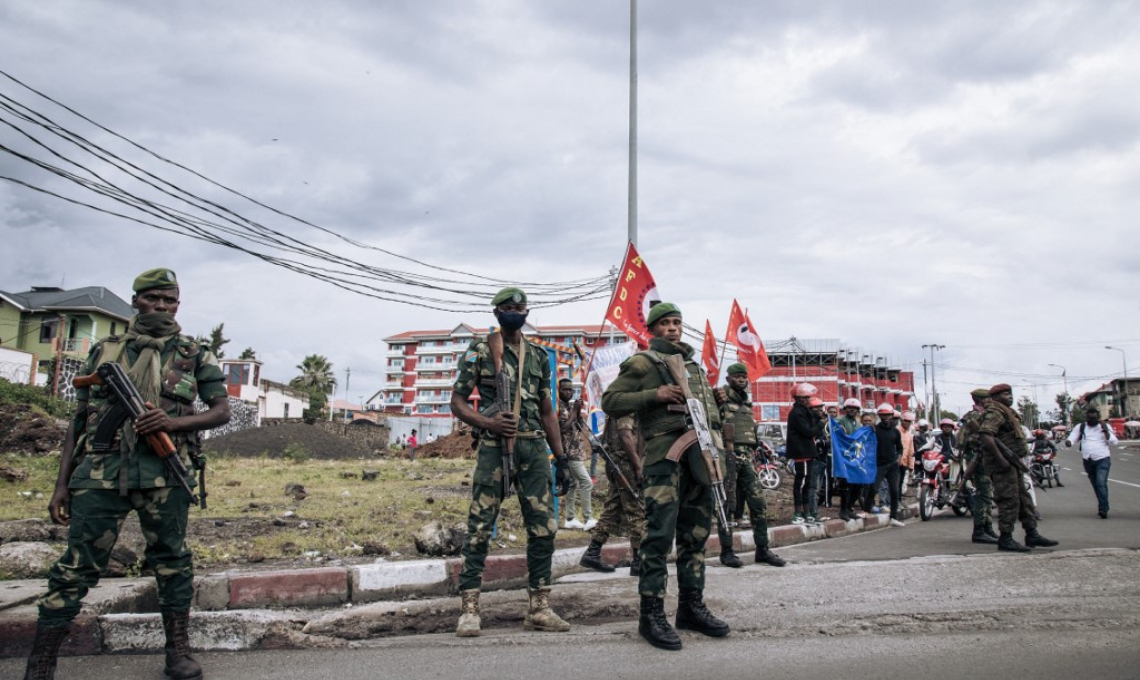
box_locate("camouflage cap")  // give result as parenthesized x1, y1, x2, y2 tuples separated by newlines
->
(491, 287, 527, 306)
(646, 302, 681, 327)
(970, 388, 991, 399)
(726, 362, 749, 375)
(132, 268, 178, 292)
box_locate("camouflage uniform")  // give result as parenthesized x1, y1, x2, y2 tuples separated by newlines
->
(718, 386, 773, 550)
(959, 407, 994, 529)
(454, 335, 557, 590)
(590, 415, 646, 546)
(978, 403, 1036, 535)
(38, 334, 226, 626)
(602, 337, 721, 598)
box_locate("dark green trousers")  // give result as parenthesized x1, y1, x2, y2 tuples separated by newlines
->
(716, 450, 771, 549)
(638, 456, 712, 598)
(984, 454, 1037, 534)
(458, 438, 557, 590)
(38, 486, 193, 626)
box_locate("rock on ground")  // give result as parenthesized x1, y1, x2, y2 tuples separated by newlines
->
(0, 541, 60, 578)
(413, 521, 464, 557)
(0, 518, 64, 545)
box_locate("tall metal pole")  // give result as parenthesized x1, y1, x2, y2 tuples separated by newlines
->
(1106, 346, 1128, 417)
(922, 344, 945, 419)
(627, 0, 638, 248)
(1049, 363, 1068, 426)
(343, 367, 351, 424)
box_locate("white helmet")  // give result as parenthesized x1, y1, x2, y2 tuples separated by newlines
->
(917, 418, 931, 427)
(843, 398, 861, 409)
(790, 382, 818, 398)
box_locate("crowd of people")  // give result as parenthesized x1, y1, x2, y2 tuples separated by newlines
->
(19, 275, 1126, 678)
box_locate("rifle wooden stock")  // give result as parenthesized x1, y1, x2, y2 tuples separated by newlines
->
(72, 373, 102, 389)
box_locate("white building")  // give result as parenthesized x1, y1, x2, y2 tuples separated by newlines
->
(220, 358, 310, 422)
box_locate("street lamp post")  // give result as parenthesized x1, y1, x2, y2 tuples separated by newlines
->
(922, 344, 946, 421)
(1106, 346, 1129, 417)
(1048, 363, 1068, 427)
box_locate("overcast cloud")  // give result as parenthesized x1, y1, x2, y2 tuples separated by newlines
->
(1, 0, 1136, 416)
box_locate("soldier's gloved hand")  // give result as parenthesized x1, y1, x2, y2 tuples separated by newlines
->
(554, 457, 571, 496)
(655, 385, 685, 404)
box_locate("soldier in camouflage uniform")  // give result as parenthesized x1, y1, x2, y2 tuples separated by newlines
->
(602, 303, 730, 651)
(448, 287, 571, 638)
(978, 384, 1059, 553)
(958, 388, 999, 544)
(25, 269, 230, 680)
(579, 414, 646, 575)
(715, 363, 786, 568)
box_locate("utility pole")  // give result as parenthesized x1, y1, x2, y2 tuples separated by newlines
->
(1106, 346, 1129, 417)
(1048, 363, 1069, 426)
(627, 0, 638, 249)
(921, 359, 930, 422)
(922, 344, 946, 420)
(343, 367, 351, 424)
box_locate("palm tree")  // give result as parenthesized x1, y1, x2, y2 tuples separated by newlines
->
(291, 354, 337, 396)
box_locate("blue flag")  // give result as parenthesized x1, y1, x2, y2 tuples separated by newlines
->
(830, 418, 877, 484)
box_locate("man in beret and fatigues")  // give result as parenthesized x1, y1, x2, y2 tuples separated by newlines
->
(602, 303, 731, 651)
(24, 269, 230, 680)
(715, 362, 785, 568)
(958, 388, 999, 544)
(978, 384, 1058, 553)
(449, 287, 571, 637)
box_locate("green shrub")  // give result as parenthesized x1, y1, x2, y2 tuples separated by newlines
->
(282, 442, 310, 464)
(0, 379, 73, 418)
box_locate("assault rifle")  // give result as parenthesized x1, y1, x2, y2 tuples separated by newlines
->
(662, 355, 730, 529)
(580, 423, 643, 510)
(487, 332, 516, 499)
(73, 362, 200, 507)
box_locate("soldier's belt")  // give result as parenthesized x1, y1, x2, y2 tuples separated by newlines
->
(481, 430, 544, 442)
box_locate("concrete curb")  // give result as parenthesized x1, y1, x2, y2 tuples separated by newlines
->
(0, 502, 919, 657)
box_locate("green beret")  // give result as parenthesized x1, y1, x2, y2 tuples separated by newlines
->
(133, 268, 178, 292)
(726, 362, 748, 375)
(970, 388, 991, 399)
(646, 302, 681, 327)
(491, 287, 527, 306)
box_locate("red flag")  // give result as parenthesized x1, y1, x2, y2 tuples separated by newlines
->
(725, 299, 772, 380)
(603, 242, 661, 347)
(701, 320, 721, 387)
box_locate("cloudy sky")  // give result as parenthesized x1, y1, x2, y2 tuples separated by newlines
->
(1, 1, 1136, 416)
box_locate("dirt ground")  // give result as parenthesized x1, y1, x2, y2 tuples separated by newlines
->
(0, 404, 67, 456)
(203, 423, 375, 459)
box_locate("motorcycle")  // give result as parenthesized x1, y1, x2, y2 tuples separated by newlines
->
(750, 441, 782, 490)
(917, 441, 972, 521)
(1031, 448, 1059, 488)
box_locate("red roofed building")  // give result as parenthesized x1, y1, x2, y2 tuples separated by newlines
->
(380, 323, 625, 417)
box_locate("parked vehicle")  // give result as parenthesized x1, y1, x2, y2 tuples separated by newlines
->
(750, 441, 782, 490)
(917, 440, 971, 521)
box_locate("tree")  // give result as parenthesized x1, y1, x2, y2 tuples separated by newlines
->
(208, 323, 230, 359)
(1055, 392, 1073, 426)
(292, 355, 336, 424)
(291, 354, 336, 393)
(239, 347, 257, 360)
(1017, 396, 1039, 429)
(939, 410, 959, 422)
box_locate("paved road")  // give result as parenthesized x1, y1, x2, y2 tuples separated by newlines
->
(4, 443, 1137, 680)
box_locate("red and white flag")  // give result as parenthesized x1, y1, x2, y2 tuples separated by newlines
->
(603, 242, 661, 348)
(725, 299, 772, 380)
(701, 320, 721, 387)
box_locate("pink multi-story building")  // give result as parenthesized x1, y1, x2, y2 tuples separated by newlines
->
(379, 322, 625, 417)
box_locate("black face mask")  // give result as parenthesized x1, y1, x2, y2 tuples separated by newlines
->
(495, 310, 528, 331)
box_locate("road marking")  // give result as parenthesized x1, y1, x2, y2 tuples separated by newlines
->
(1076, 471, 1140, 489)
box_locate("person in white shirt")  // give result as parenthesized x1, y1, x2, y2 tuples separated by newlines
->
(1065, 407, 1120, 519)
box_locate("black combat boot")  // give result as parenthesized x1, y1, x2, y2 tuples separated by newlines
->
(997, 532, 1031, 553)
(162, 610, 203, 680)
(638, 596, 682, 650)
(579, 539, 616, 572)
(1025, 529, 1059, 548)
(971, 526, 999, 544)
(23, 624, 69, 680)
(629, 553, 641, 577)
(719, 548, 743, 568)
(675, 589, 730, 637)
(983, 523, 999, 540)
(754, 546, 786, 567)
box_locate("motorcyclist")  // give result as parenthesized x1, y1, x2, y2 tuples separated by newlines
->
(933, 419, 961, 482)
(1031, 429, 1062, 487)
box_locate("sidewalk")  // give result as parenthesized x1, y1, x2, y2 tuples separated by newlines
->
(0, 503, 919, 658)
